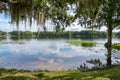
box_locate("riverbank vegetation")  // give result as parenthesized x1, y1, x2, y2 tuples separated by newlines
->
(0, 30, 112, 38)
(1, 30, 120, 39)
(69, 41, 97, 47)
(0, 66, 120, 80)
(112, 43, 120, 50)
(0, 42, 24, 45)
(9, 30, 107, 38)
(0, 31, 6, 39)
(8, 30, 120, 39)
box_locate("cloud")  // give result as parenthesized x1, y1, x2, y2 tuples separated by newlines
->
(0, 18, 8, 22)
(7, 39, 106, 59)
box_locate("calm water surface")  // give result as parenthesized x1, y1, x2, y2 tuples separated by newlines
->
(0, 38, 120, 71)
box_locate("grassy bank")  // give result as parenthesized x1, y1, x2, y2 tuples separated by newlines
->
(112, 43, 120, 50)
(0, 42, 24, 45)
(0, 66, 120, 80)
(69, 41, 97, 47)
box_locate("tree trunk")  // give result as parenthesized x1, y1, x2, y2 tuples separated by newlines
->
(105, 25, 112, 66)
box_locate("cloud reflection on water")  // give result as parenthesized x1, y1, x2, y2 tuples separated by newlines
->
(0, 39, 107, 71)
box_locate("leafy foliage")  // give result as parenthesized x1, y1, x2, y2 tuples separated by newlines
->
(9, 30, 107, 38)
(0, 0, 74, 32)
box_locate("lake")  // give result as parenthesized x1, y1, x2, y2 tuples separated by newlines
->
(0, 38, 120, 71)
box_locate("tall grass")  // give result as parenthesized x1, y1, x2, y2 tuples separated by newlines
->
(1, 66, 120, 80)
(69, 41, 97, 47)
(112, 43, 120, 50)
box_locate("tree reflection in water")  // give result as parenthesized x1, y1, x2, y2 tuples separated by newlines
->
(112, 49, 120, 64)
(77, 59, 106, 71)
(78, 49, 120, 71)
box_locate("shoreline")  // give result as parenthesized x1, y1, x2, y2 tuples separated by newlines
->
(0, 65, 120, 80)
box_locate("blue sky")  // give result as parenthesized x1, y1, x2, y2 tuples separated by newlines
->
(0, 13, 38, 32)
(0, 13, 12, 32)
(0, 13, 116, 32)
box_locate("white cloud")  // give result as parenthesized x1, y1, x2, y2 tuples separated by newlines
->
(6, 39, 106, 58)
(0, 18, 8, 22)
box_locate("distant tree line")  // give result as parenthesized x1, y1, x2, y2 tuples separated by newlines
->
(0, 30, 6, 34)
(0, 31, 6, 37)
(7, 30, 107, 38)
(1, 30, 120, 39)
(0, 31, 6, 40)
(114, 32, 120, 38)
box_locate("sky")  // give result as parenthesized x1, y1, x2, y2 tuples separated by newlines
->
(0, 13, 118, 32)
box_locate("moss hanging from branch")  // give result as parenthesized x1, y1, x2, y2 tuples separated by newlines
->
(38, 12, 45, 24)
(9, 0, 18, 4)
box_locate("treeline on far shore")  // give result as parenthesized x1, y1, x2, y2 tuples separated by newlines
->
(1, 30, 120, 39)
(0, 30, 7, 39)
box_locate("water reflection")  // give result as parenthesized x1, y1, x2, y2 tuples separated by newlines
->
(77, 48, 120, 71)
(77, 59, 106, 71)
(0, 38, 120, 71)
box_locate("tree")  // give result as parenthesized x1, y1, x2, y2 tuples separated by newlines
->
(1, 0, 120, 66)
(0, 0, 74, 32)
(0, 0, 33, 28)
(74, 0, 120, 66)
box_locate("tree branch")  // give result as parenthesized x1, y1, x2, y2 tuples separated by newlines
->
(0, 0, 18, 4)
(9, 0, 18, 3)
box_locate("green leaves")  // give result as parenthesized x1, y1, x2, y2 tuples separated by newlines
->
(1, 0, 120, 32)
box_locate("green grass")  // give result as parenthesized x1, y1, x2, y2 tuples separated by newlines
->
(112, 43, 120, 50)
(0, 66, 120, 80)
(69, 41, 97, 47)
(0, 42, 24, 45)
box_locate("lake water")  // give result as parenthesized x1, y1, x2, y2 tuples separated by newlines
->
(0, 38, 120, 71)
